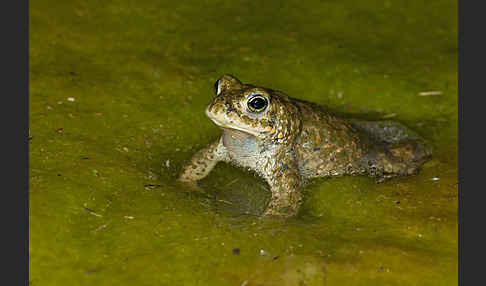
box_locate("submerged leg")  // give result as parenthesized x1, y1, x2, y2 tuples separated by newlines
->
(351, 120, 432, 179)
(178, 137, 229, 183)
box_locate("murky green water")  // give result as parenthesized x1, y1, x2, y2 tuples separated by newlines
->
(30, 0, 457, 285)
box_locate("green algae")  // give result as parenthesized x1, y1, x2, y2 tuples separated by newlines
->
(29, 0, 457, 285)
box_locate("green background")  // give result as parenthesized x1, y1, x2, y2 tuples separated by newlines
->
(30, 0, 457, 285)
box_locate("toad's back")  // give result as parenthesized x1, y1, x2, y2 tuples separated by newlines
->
(292, 99, 431, 180)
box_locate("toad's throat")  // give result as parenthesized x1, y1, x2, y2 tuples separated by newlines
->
(221, 128, 261, 157)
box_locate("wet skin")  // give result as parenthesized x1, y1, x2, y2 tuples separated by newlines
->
(178, 75, 432, 217)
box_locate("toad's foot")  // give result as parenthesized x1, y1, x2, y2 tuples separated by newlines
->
(177, 179, 205, 193)
(178, 137, 229, 186)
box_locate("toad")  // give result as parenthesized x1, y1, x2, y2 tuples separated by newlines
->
(178, 75, 432, 216)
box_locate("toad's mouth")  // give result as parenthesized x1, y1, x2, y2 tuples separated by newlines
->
(205, 106, 260, 137)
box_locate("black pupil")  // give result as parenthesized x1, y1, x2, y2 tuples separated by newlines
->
(249, 97, 267, 111)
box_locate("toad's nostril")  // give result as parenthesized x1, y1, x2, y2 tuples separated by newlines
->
(206, 103, 216, 114)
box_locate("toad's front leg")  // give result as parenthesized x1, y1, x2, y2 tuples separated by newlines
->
(178, 137, 229, 184)
(263, 159, 304, 217)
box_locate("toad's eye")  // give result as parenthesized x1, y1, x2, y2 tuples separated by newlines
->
(247, 95, 268, 112)
(214, 79, 222, 96)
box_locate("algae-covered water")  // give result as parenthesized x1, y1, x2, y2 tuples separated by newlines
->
(29, 0, 457, 285)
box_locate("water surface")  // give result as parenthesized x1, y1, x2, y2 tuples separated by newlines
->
(30, 0, 457, 285)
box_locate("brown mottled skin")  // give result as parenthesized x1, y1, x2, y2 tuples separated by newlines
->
(178, 74, 432, 217)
